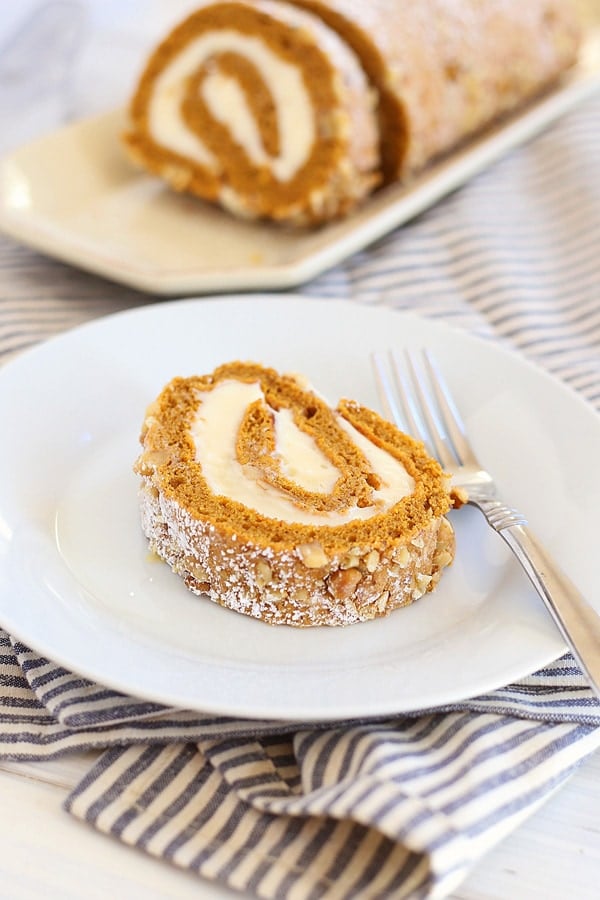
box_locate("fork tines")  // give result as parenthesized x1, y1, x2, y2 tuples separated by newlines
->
(371, 350, 474, 470)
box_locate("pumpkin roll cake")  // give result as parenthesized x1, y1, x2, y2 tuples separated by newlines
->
(123, 0, 581, 223)
(134, 361, 458, 627)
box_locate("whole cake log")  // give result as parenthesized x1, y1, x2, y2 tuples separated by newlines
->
(124, 0, 581, 222)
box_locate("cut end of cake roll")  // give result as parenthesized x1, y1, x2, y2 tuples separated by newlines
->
(123, 0, 380, 225)
(134, 361, 458, 627)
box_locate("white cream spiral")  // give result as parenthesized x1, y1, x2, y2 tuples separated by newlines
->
(191, 380, 414, 525)
(148, 30, 315, 183)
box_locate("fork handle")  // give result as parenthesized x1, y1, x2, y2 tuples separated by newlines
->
(498, 522, 600, 697)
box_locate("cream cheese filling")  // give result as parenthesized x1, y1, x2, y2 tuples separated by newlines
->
(149, 30, 315, 182)
(191, 380, 414, 525)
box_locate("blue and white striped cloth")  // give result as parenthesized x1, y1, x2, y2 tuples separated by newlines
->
(1, 85, 600, 900)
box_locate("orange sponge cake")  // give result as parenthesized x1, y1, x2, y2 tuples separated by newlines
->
(134, 362, 456, 627)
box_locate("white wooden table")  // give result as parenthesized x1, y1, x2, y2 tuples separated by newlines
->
(1, 1, 599, 897)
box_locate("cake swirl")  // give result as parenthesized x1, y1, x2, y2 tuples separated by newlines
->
(123, 0, 380, 224)
(134, 361, 457, 627)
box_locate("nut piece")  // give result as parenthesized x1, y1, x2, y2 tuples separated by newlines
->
(365, 550, 380, 573)
(185, 558, 210, 583)
(340, 550, 361, 570)
(433, 549, 453, 569)
(451, 486, 469, 508)
(412, 573, 433, 599)
(344, 598, 359, 619)
(255, 560, 273, 588)
(297, 542, 329, 569)
(394, 546, 410, 568)
(293, 587, 310, 606)
(376, 590, 390, 613)
(327, 568, 362, 601)
(136, 447, 172, 474)
(433, 518, 455, 570)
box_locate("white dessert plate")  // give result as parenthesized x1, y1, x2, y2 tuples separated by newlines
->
(0, 296, 598, 721)
(0, 25, 599, 295)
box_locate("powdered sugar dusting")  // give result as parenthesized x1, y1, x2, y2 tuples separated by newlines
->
(138, 476, 455, 628)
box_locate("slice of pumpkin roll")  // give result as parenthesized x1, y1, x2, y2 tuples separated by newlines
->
(292, 0, 581, 182)
(134, 361, 457, 627)
(123, 0, 380, 225)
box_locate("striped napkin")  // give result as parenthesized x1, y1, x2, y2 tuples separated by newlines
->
(2, 629, 600, 898)
(1, 72, 599, 900)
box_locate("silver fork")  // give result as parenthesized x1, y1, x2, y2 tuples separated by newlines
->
(372, 349, 600, 699)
